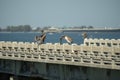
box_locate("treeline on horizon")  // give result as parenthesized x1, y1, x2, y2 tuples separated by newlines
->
(0, 25, 94, 32)
(0, 25, 33, 32)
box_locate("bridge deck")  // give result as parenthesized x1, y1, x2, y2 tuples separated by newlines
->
(0, 38, 120, 70)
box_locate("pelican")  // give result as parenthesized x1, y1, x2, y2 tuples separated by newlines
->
(60, 35, 73, 44)
(82, 32, 87, 39)
(35, 31, 46, 44)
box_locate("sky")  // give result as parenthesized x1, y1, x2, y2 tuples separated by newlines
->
(0, 0, 120, 28)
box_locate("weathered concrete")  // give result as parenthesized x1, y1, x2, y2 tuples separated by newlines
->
(0, 59, 120, 80)
(0, 38, 120, 80)
(0, 39, 120, 70)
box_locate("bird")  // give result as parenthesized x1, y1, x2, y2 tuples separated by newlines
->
(35, 30, 46, 45)
(60, 35, 73, 44)
(82, 32, 87, 39)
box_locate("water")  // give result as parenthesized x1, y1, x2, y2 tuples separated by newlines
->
(0, 32, 120, 44)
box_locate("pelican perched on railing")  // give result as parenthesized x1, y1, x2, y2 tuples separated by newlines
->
(60, 35, 73, 44)
(82, 32, 87, 39)
(35, 30, 46, 44)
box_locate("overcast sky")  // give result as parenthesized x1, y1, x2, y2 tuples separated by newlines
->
(0, 0, 120, 28)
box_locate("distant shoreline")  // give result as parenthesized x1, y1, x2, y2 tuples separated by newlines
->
(0, 32, 40, 33)
(62, 28, 120, 32)
(0, 28, 120, 33)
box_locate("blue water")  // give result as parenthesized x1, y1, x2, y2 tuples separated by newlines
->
(0, 32, 120, 44)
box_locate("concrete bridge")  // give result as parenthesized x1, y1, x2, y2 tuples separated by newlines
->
(0, 38, 120, 80)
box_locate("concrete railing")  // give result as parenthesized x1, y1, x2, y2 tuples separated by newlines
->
(0, 39, 120, 70)
(84, 38, 120, 47)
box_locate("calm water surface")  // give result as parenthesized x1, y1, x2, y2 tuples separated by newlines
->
(0, 32, 120, 44)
